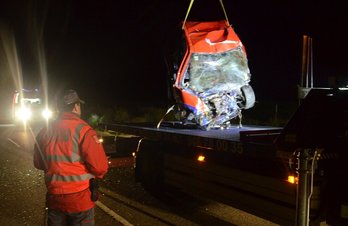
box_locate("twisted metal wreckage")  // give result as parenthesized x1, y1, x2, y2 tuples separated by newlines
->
(162, 0, 255, 130)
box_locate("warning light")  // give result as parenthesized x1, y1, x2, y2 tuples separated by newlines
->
(287, 175, 298, 184)
(197, 155, 205, 162)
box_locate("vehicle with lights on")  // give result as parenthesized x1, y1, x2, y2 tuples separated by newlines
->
(12, 88, 54, 124)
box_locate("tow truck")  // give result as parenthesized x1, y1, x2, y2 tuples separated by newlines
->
(104, 86, 348, 225)
(102, 2, 348, 225)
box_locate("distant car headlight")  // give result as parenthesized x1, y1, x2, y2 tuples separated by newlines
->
(15, 107, 32, 122)
(42, 109, 53, 119)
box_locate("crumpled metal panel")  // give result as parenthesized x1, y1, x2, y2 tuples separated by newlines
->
(174, 20, 255, 130)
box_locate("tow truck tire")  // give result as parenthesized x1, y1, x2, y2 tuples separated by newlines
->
(240, 85, 255, 109)
(135, 140, 164, 193)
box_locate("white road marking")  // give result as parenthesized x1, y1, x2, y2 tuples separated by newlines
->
(7, 138, 21, 148)
(95, 200, 134, 226)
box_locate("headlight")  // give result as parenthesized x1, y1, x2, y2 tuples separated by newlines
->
(42, 109, 53, 119)
(15, 107, 32, 122)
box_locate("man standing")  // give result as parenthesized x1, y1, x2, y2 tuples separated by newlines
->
(33, 89, 108, 226)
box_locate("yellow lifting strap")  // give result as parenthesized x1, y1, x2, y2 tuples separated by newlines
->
(182, 0, 195, 29)
(219, 0, 230, 26)
(182, 0, 230, 29)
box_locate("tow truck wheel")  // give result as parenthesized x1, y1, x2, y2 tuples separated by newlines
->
(134, 140, 164, 193)
(240, 85, 255, 109)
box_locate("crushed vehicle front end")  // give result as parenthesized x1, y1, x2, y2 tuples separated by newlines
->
(173, 20, 255, 130)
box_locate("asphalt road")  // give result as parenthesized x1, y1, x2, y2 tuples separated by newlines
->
(0, 123, 283, 226)
(0, 123, 194, 226)
(0, 123, 188, 226)
(0, 124, 46, 225)
(0, 124, 117, 226)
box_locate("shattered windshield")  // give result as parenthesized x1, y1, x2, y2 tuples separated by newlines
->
(184, 47, 251, 93)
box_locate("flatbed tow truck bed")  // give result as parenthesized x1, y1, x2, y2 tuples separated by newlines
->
(106, 122, 283, 158)
(111, 122, 281, 141)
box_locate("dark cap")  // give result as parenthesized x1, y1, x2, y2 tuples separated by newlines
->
(58, 89, 85, 107)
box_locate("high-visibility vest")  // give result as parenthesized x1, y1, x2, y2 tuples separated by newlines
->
(39, 113, 95, 194)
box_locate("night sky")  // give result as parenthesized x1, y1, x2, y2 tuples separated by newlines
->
(1, 0, 348, 108)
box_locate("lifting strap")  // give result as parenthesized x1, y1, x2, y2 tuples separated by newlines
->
(182, 0, 195, 29)
(182, 0, 230, 29)
(219, 0, 230, 26)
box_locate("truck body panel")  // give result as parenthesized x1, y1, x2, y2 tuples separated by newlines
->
(106, 122, 298, 225)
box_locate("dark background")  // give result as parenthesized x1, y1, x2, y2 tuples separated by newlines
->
(1, 0, 347, 111)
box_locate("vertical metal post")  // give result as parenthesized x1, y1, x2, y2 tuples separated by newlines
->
(301, 35, 309, 89)
(298, 35, 313, 103)
(309, 37, 313, 88)
(296, 149, 311, 226)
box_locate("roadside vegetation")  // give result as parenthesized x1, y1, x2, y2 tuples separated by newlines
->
(84, 100, 299, 129)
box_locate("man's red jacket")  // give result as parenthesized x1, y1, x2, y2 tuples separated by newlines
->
(34, 112, 108, 212)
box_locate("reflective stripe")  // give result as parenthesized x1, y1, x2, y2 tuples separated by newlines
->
(46, 173, 94, 182)
(45, 123, 86, 163)
(71, 123, 85, 162)
(46, 155, 72, 162)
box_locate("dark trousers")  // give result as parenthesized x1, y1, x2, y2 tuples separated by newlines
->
(47, 207, 95, 226)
